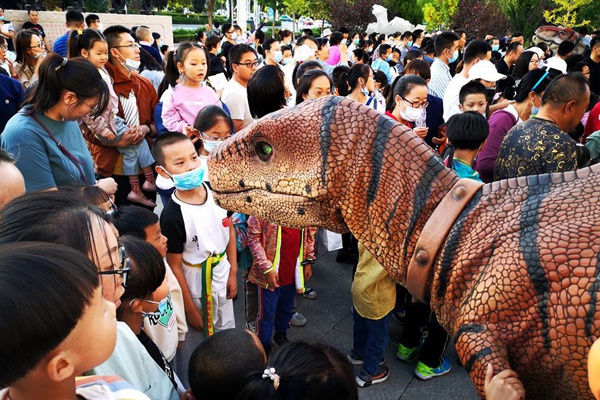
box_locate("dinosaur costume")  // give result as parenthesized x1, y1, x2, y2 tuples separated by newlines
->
(208, 96, 600, 399)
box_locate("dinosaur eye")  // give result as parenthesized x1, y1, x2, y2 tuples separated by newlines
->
(256, 141, 273, 162)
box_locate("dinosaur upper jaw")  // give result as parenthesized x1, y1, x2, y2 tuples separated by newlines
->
(213, 188, 348, 232)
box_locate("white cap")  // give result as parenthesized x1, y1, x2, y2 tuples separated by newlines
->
(527, 47, 544, 58)
(321, 28, 332, 38)
(294, 45, 314, 62)
(469, 60, 507, 82)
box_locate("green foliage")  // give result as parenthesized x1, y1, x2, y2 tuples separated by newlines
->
(579, 2, 600, 29)
(173, 27, 202, 41)
(543, 0, 592, 28)
(422, 0, 458, 30)
(495, 0, 544, 41)
(385, 0, 424, 25)
(85, 0, 109, 12)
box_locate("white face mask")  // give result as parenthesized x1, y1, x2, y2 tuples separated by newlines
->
(98, 22, 104, 31)
(231, 32, 238, 40)
(400, 105, 424, 122)
(122, 57, 141, 71)
(273, 50, 283, 63)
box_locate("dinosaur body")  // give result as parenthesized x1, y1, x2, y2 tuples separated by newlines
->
(208, 97, 600, 399)
(533, 26, 586, 55)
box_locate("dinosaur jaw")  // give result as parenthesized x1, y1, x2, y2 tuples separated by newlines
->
(213, 188, 348, 232)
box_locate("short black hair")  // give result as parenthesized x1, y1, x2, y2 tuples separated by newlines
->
(505, 68, 555, 102)
(254, 30, 265, 44)
(505, 41, 522, 55)
(292, 60, 322, 90)
(404, 59, 431, 80)
(0, 242, 99, 387)
(118, 235, 165, 302)
(446, 111, 489, 150)
(412, 29, 423, 43)
(65, 9, 84, 25)
(248, 65, 287, 118)
(152, 132, 193, 167)
(557, 40, 575, 57)
(193, 105, 233, 134)
(339, 27, 349, 34)
(263, 37, 277, 53)
(85, 13, 99, 27)
(459, 80, 487, 104)
(205, 34, 220, 51)
(189, 329, 266, 399)
(463, 40, 491, 64)
(302, 28, 314, 36)
(113, 205, 159, 239)
(592, 37, 600, 50)
(379, 43, 391, 57)
(295, 69, 332, 105)
(329, 32, 343, 46)
(434, 31, 460, 57)
(542, 72, 590, 107)
(402, 31, 412, 40)
(229, 44, 258, 70)
(392, 74, 427, 98)
(221, 23, 232, 35)
(103, 24, 131, 50)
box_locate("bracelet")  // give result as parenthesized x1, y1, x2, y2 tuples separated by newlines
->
(263, 267, 274, 275)
(301, 259, 315, 266)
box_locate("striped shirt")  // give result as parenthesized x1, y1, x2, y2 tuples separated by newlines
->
(428, 58, 451, 99)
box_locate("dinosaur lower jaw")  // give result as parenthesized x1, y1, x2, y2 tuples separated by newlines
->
(213, 188, 346, 231)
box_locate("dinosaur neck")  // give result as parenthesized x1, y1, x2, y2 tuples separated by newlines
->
(336, 120, 459, 285)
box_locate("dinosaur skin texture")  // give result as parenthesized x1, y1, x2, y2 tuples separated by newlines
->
(208, 96, 600, 399)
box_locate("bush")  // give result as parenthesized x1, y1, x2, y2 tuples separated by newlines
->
(173, 28, 202, 42)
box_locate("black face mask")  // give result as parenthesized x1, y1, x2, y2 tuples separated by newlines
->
(389, 60, 397, 67)
(486, 88, 496, 103)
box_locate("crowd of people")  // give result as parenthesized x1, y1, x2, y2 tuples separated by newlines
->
(1, 6, 600, 400)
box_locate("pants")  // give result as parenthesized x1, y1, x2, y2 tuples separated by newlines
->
(117, 139, 155, 176)
(399, 301, 449, 368)
(243, 270, 258, 323)
(352, 308, 390, 375)
(256, 283, 296, 350)
(173, 286, 235, 389)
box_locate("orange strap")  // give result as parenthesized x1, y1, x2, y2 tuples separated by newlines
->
(406, 178, 484, 303)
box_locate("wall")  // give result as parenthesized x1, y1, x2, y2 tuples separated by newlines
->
(2, 10, 173, 48)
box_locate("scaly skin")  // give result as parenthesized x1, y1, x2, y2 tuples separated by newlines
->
(208, 96, 600, 399)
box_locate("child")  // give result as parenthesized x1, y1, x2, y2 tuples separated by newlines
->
(113, 205, 187, 363)
(458, 80, 489, 116)
(69, 28, 157, 208)
(161, 42, 222, 138)
(445, 111, 489, 182)
(246, 216, 316, 354)
(117, 235, 178, 389)
(154, 132, 237, 388)
(0, 241, 149, 400)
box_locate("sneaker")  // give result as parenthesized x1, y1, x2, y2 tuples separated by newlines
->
(272, 331, 289, 347)
(391, 307, 406, 325)
(347, 350, 386, 366)
(244, 321, 256, 334)
(290, 312, 307, 327)
(414, 357, 452, 380)
(355, 366, 390, 387)
(301, 286, 318, 300)
(396, 343, 420, 363)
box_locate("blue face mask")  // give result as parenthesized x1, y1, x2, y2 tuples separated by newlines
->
(162, 165, 205, 191)
(386, 54, 393, 62)
(492, 44, 499, 52)
(202, 139, 220, 152)
(449, 49, 459, 63)
(353, 38, 360, 45)
(407, 41, 413, 47)
(531, 106, 540, 116)
(424, 55, 434, 63)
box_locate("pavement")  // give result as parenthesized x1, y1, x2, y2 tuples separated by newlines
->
(231, 246, 481, 400)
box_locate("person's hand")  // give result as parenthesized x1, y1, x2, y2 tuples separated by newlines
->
(432, 129, 447, 146)
(96, 177, 118, 196)
(180, 389, 196, 400)
(116, 129, 136, 147)
(265, 269, 279, 291)
(494, 99, 514, 110)
(204, 24, 211, 32)
(103, 130, 117, 141)
(303, 264, 312, 280)
(226, 272, 237, 299)
(414, 126, 429, 139)
(186, 306, 204, 332)
(128, 125, 146, 144)
(183, 125, 199, 139)
(484, 364, 525, 400)
(339, 41, 348, 54)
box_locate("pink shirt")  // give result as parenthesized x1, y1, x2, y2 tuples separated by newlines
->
(326, 45, 341, 66)
(161, 84, 221, 133)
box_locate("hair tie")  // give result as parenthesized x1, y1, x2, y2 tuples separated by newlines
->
(55, 57, 68, 71)
(262, 367, 280, 390)
(77, 29, 83, 35)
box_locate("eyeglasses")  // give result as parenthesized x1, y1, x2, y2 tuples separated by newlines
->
(99, 246, 130, 287)
(29, 42, 45, 49)
(308, 88, 331, 97)
(201, 131, 232, 141)
(114, 43, 140, 49)
(236, 60, 260, 68)
(402, 97, 429, 109)
(0, 45, 7, 51)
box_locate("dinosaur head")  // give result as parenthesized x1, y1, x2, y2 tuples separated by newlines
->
(208, 96, 350, 232)
(533, 26, 585, 54)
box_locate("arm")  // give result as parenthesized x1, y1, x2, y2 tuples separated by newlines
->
(161, 92, 189, 133)
(166, 253, 203, 332)
(226, 218, 238, 299)
(164, 262, 188, 342)
(232, 119, 244, 133)
(246, 216, 272, 273)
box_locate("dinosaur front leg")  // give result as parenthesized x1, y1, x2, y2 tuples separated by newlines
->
(454, 324, 519, 398)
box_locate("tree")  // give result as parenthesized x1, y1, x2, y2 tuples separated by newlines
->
(327, 0, 377, 31)
(282, 0, 307, 33)
(496, 0, 545, 42)
(385, 0, 424, 26)
(422, 0, 458, 31)
(452, 0, 510, 38)
(543, 0, 592, 28)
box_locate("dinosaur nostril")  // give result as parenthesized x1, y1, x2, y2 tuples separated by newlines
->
(266, 183, 273, 192)
(239, 180, 245, 188)
(246, 196, 252, 203)
(297, 207, 305, 215)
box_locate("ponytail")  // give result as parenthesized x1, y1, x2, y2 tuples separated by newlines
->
(67, 28, 106, 59)
(335, 70, 351, 96)
(158, 42, 207, 98)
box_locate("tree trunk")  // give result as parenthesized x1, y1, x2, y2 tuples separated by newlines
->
(207, 0, 215, 27)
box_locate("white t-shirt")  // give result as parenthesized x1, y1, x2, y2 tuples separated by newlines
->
(443, 73, 470, 121)
(221, 78, 254, 128)
(160, 183, 231, 298)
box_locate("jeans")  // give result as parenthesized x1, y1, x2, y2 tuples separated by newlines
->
(118, 139, 155, 176)
(353, 308, 390, 375)
(256, 283, 296, 350)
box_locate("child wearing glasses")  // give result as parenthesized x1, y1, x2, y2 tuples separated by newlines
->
(0, 242, 150, 400)
(117, 235, 179, 390)
(154, 133, 238, 388)
(160, 42, 223, 139)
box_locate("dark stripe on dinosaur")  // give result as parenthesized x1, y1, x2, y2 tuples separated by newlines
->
(319, 97, 342, 186)
(453, 323, 486, 345)
(460, 237, 497, 308)
(402, 155, 448, 259)
(519, 174, 552, 349)
(585, 246, 600, 341)
(367, 116, 394, 205)
(463, 347, 493, 374)
(437, 191, 483, 301)
(233, 139, 243, 158)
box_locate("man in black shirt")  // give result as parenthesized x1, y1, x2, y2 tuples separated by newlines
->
(585, 36, 600, 96)
(21, 9, 50, 50)
(495, 41, 522, 76)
